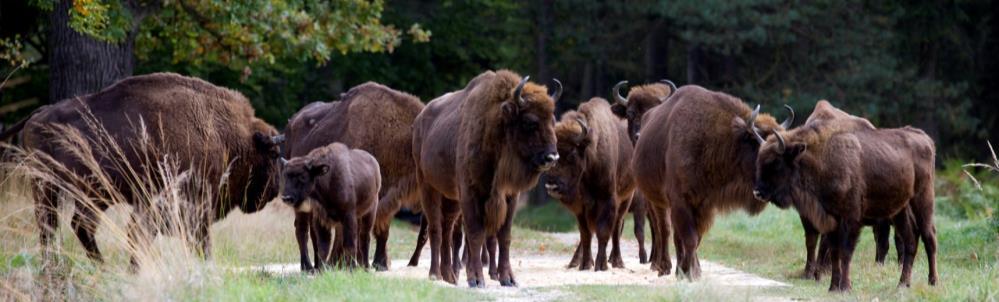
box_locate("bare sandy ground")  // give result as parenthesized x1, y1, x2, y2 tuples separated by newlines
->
(253, 230, 790, 301)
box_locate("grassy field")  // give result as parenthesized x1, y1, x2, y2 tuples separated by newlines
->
(2, 168, 997, 301)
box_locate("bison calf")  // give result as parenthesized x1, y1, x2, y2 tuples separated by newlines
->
(753, 101, 937, 291)
(545, 98, 635, 271)
(281, 143, 381, 269)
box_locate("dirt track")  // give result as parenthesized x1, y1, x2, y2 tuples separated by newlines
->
(254, 230, 790, 301)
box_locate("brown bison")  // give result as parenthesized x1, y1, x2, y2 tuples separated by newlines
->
(283, 82, 424, 271)
(280, 142, 381, 269)
(632, 85, 791, 278)
(610, 79, 676, 272)
(413, 70, 559, 287)
(752, 100, 937, 291)
(1, 73, 283, 267)
(544, 97, 635, 271)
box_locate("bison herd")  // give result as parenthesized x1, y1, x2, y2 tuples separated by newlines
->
(1, 71, 938, 292)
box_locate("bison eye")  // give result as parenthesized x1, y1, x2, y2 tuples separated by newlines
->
(522, 121, 538, 132)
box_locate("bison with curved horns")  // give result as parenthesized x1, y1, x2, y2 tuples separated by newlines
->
(1, 73, 283, 268)
(610, 79, 676, 271)
(632, 85, 791, 278)
(283, 82, 425, 272)
(752, 100, 937, 291)
(545, 97, 636, 271)
(413, 70, 560, 287)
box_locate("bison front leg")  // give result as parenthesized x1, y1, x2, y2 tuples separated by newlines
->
(338, 213, 359, 270)
(593, 202, 615, 271)
(71, 202, 107, 263)
(294, 213, 314, 272)
(486, 235, 499, 280)
(408, 217, 429, 267)
(461, 199, 487, 288)
(799, 216, 820, 280)
(833, 222, 861, 292)
(567, 213, 587, 269)
(497, 196, 518, 287)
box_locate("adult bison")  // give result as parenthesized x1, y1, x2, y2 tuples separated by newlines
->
(610, 79, 675, 271)
(283, 82, 424, 271)
(544, 97, 635, 271)
(752, 101, 937, 291)
(413, 70, 559, 287)
(2, 73, 283, 267)
(632, 85, 791, 278)
(279, 143, 381, 269)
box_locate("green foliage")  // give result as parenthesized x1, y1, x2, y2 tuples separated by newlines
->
(937, 160, 999, 228)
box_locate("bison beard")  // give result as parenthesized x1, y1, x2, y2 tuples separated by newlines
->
(631, 85, 789, 279)
(754, 100, 938, 291)
(10, 73, 282, 269)
(413, 70, 558, 287)
(545, 98, 637, 271)
(283, 82, 424, 272)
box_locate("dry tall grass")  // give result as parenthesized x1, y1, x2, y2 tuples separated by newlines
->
(0, 107, 269, 301)
(964, 140, 999, 189)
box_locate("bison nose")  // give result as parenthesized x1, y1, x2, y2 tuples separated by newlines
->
(281, 195, 295, 203)
(544, 153, 559, 164)
(544, 182, 559, 191)
(752, 188, 768, 203)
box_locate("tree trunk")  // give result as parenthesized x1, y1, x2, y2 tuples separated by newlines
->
(644, 20, 670, 82)
(48, 0, 137, 103)
(686, 45, 701, 84)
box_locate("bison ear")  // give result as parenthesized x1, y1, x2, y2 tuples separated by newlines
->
(611, 103, 627, 118)
(253, 132, 273, 150)
(784, 143, 807, 161)
(308, 164, 329, 177)
(501, 101, 518, 119)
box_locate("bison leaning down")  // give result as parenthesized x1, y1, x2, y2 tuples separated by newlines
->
(753, 100, 937, 291)
(632, 85, 790, 278)
(545, 97, 635, 271)
(280, 143, 381, 269)
(413, 70, 559, 287)
(283, 82, 424, 271)
(4, 73, 282, 268)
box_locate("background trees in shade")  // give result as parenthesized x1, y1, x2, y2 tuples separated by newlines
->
(2, 0, 996, 159)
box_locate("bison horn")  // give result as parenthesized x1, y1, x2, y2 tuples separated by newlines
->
(270, 134, 285, 145)
(780, 104, 795, 129)
(575, 116, 589, 138)
(659, 79, 677, 98)
(774, 130, 787, 154)
(748, 105, 765, 145)
(613, 81, 628, 106)
(279, 157, 289, 166)
(550, 78, 563, 103)
(514, 75, 530, 107)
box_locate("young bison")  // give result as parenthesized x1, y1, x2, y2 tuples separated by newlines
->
(545, 97, 635, 271)
(280, 143, 381, 269)
(753, 101, 937, 291)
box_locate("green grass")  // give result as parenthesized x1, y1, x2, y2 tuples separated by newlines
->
(515, 201, 576, 232)
(193, 271, 479, 302)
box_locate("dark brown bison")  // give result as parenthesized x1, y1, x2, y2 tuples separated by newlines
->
(280, 142, 381, 269)
(632, 85, 791, 278)
(610, 79, 675, 272)
(753, 100, 937, 291)
(1, 73, 282, 267)
(544, 97, 635, 271)
(413, 70, 559, 287)
(283, 82, 424, 271)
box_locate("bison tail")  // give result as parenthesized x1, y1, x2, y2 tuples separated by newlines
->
(483, 196, 507, 234)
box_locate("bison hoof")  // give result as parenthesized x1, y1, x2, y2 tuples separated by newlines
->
(468, 279, 485, 288)
(442, 270, 457, 284)
(500, 278, 518, 287)
(374, 263, 388, 272)
(489, 271, 499, 281)
(594, 262, 608, 271)
(639, 255, 648, 264)
(611, 259, 625, 269)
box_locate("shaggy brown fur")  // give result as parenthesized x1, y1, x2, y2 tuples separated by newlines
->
(610, 81, 674, 142)
(280, 143, 381, 269)
(283, 82, 424, 271)
(632, 85, 788, 278)
(14, 73, 282, 267)
(413, 70, 558, 287)
(754, 101, 937, 291)
(545, 98, 636, 271)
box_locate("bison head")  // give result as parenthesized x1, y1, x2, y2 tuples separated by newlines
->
(753, 130, 807, 209)
(611, 80, 676, 143)
(279, 156, 329, 210)
(545, 114, 592, 200)
(730, 104, 794, 203)
(242, 129, 284, 213)
(501, 76, 560, 172)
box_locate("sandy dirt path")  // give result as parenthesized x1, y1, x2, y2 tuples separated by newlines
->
(253, 231, 790, 301)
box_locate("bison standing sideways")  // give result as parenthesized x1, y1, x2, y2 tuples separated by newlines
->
(632, 85, 790, 278)
(545, 97, 635, 271)
(413, 70, 559, 287)
(753, 100, 937, 291)
(2, 73, 283, 268)
(279, 143, 381, 269)
(283, 82, 424, 271)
